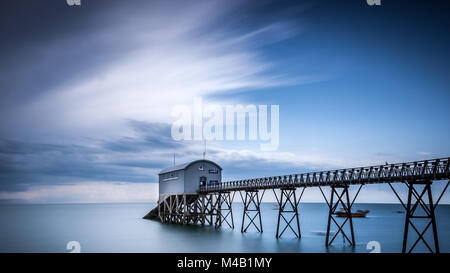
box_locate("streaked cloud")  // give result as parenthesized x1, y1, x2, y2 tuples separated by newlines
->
(1, 0, 307, 143)
(0, 0, 316, 202)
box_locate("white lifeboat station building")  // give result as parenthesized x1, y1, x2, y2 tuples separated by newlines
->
(158, 159, 222, 200)
(144, 159, 235, 227)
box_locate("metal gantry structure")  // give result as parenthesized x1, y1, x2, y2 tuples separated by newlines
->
(144, 157, 450, 253)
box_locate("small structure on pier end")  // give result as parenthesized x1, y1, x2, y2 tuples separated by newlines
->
(158, 159, 222, 200)
(144, 159, 230, 227)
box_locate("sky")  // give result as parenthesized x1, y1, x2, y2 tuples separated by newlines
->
(0, 0, 449, 203)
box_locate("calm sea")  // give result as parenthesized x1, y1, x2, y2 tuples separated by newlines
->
(0, 203, 449, 253)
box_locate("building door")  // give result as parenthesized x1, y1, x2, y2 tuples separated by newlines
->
(199, 176, 207, 187)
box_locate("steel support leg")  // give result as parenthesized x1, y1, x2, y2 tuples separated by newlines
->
(399, 180, 441, 253)
(215, 192, 235, 229)
(214, 193, 222, 228)
(389, 180, 449, 253)
(199, 194, 206, 226)
(273, 187, 304, 238)
(157, 194, 203, 225)
(207, 193, 220, 226)
(201, 194, 213, 226)
(240, 190, 265, 233)
(323, 185, 355, 247)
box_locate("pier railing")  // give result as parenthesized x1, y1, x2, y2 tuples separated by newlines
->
(199, 157, 450, 193)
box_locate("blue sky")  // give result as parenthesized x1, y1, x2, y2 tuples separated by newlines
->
(0, 0, 449, 203)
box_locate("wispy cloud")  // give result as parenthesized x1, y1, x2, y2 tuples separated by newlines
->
(418, 151, 433, 156)
(0, 0, 317, 202)
(2, 0, 307, 143)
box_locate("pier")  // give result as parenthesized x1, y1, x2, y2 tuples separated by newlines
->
(144, 157, 450, 253)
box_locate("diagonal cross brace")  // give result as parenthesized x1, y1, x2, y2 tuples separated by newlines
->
(389, 180, 448, 253)
(240, 190, 265, 233)
(215, 192, 235, 229)
(273, 187, 305, 238)
(320, 184, 361, 247)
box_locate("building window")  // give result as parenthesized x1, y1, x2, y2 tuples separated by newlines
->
(208, 168, 218, 174)
(162, 172, 178, 181)
(199, 164, 204, 171)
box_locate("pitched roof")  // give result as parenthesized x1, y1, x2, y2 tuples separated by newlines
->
(158, 159, 222, 175)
